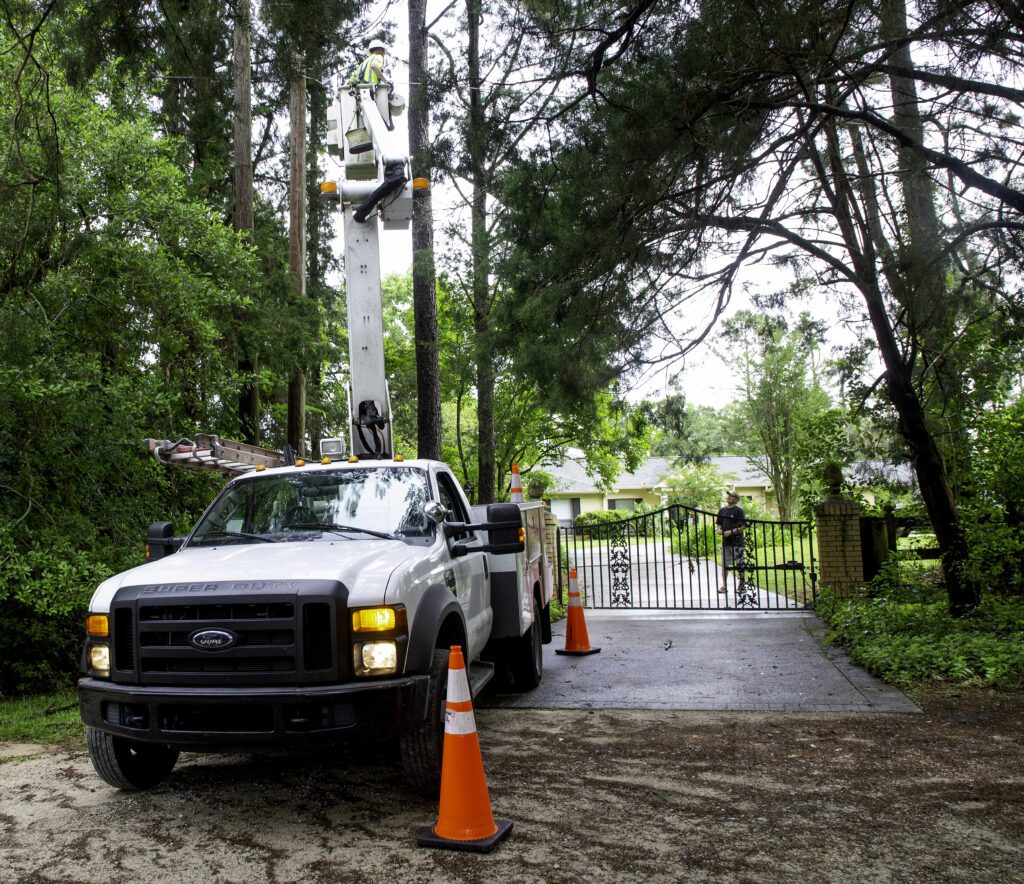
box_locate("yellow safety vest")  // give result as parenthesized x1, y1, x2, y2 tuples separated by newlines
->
(352, 53, 384, 85)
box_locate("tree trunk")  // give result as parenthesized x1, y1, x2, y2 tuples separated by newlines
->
(859, 274, 978, 615)
(409, 0, 442, 460)
(287, 53, 307, 455)
(306, 63, 326, 458)
(880, 0, 967, 487)
(820, 116, 979, 615)
(468, 0, 494, 503)
(232, 0, 259, 444)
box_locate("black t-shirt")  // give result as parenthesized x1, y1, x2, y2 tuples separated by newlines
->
(717, 504, 746, 546)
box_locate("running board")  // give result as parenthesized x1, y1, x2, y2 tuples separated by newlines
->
(468, 660, 495, 698)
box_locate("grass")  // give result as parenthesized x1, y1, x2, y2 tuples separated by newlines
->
(0, 690, 84, 749)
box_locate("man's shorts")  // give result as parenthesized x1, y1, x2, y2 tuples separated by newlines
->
(723, 544, 745, 568)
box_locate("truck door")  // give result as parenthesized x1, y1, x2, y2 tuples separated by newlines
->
(435, 471, 492, 656)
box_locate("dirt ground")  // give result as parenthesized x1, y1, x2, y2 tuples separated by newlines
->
(1, 690, 1021, 883)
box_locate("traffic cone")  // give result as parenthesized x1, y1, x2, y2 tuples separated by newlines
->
(418, 646, 513, 853)
(509, 463, 524, 503)
(555, 568, 601, 656)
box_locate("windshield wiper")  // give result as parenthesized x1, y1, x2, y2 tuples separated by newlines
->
(192, 530, 277, 544)
(284, 522, 398, 540)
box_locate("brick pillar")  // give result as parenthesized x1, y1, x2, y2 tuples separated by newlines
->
(543, 511, 559, 570)
(814, 494, 865, 599)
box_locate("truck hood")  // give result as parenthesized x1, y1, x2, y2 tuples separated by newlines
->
(88, 539, 422, 613)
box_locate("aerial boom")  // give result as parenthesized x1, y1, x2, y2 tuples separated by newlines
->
(325, 82, 414, 459)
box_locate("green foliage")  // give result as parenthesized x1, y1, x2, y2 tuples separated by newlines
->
(0, 529, 117, 697)
(718, 310, 834, 520)
(573, 509, 630, 528)
(959, 398, 1024, 593)
(647, 392, 741, 461)
(380, 272, 652, 500)
(818, 579, 1024, 688)
(0, 59, 259, 694)
(663, 462, 730, 511)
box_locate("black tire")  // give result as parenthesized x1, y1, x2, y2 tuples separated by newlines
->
(510, 595, 543, 691)
(398, 649, 448, 795)
(86, 728, 179, 791)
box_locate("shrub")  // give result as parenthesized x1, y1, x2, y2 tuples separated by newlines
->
(574, 509, 630, 528)
(0, 528, 123, 697)
(818, 575, 1024, 688)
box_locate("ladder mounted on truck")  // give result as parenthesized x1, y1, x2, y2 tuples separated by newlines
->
(145, 435, 288, 477)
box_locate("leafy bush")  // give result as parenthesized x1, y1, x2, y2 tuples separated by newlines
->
(818, 576, 1024, 688)
(574, 510, 630, 528)
(0, 528, 119, 697)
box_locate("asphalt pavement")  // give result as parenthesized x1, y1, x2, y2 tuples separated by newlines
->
(483, 611, 919, 713)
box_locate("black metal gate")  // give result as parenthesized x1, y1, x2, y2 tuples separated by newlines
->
(556, 505, 816, 610)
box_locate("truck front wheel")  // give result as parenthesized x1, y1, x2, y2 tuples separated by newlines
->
(86, 728, 179, 790)
(399, 648, 448, 795)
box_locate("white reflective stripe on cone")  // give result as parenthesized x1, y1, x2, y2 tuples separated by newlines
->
(568, 592, 582, 606)
(446, 669, 472, 703)
(445, 707, 477, 735)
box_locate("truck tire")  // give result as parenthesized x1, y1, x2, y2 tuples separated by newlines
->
(510, 596, 543, 691)
(86, 728, 179, 790)
(398, 648, 448, 795)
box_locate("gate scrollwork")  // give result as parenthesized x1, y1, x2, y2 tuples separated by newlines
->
(607, 522, 632, 607)
(735, 529, 759, 608)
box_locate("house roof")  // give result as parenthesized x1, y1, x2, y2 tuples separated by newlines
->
(544, 456, 771, 496)
(544, 454, 916, 497)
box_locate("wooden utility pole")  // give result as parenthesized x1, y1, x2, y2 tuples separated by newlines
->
(287, 52, 307, 455)
(232, 0, 259, 444)
(409, 0, 442, 460)
(467, 0, 494, 502)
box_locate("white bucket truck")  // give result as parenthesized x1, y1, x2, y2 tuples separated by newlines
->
(78, 74, 553, 794)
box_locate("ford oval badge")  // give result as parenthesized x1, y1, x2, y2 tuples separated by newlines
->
(189, 628, 238, 651)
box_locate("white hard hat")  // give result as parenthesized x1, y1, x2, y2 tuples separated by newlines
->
(368, 39, 387, 52)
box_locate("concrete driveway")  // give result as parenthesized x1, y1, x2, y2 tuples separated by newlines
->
(483, 611, 918, 713)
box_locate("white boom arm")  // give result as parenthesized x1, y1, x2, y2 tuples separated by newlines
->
(324, 83, 414, 459)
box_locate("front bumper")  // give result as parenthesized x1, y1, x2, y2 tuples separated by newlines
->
(78, 675, 429, 749)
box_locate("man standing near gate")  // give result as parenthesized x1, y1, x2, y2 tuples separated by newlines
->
(716, 491, 747, 595)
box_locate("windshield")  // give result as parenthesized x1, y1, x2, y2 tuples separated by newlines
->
(188, 467, 431, 546)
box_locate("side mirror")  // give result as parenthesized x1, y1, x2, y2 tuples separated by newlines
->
(484, 503, 524, 549)
(424, 501, 448, 524)
(446, 503, 525, 557)
(146, 521, 183, 562)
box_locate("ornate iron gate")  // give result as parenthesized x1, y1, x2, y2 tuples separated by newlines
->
(556, 505, 816, 610)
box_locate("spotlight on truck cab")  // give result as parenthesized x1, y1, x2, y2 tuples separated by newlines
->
(320, 438, 346, 460)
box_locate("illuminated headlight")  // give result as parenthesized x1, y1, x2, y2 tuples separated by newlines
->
(354, 641, 397, 675)
(88, 643, 111, 677)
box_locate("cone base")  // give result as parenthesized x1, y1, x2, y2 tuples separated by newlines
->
(555, 646, 601, 656)
(418, 818, 513, 853)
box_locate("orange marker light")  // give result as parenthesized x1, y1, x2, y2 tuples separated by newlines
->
(86, 615, 109, 637)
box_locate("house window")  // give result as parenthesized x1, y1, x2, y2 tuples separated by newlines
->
(550, 498, 582, 522)
(609, 498, 639, 511)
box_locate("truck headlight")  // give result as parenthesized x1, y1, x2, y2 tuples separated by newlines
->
(352, 607, 397, 632)
(354, 641, 397, 675)
(88, 643, 111, 677)
(86, 614, 109, 637)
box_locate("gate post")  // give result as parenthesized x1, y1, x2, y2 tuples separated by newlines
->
(813, 465, 864, 599)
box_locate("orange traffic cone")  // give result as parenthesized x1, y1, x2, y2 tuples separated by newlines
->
(555, 568, 601, 656)
(509, 463, 524, 502)
(418, 646, 513, 853)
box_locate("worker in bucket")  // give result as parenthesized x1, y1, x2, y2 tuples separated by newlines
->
(350, 38, 390, 88)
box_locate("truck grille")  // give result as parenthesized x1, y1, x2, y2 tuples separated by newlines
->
(108, 584, 347, 687)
